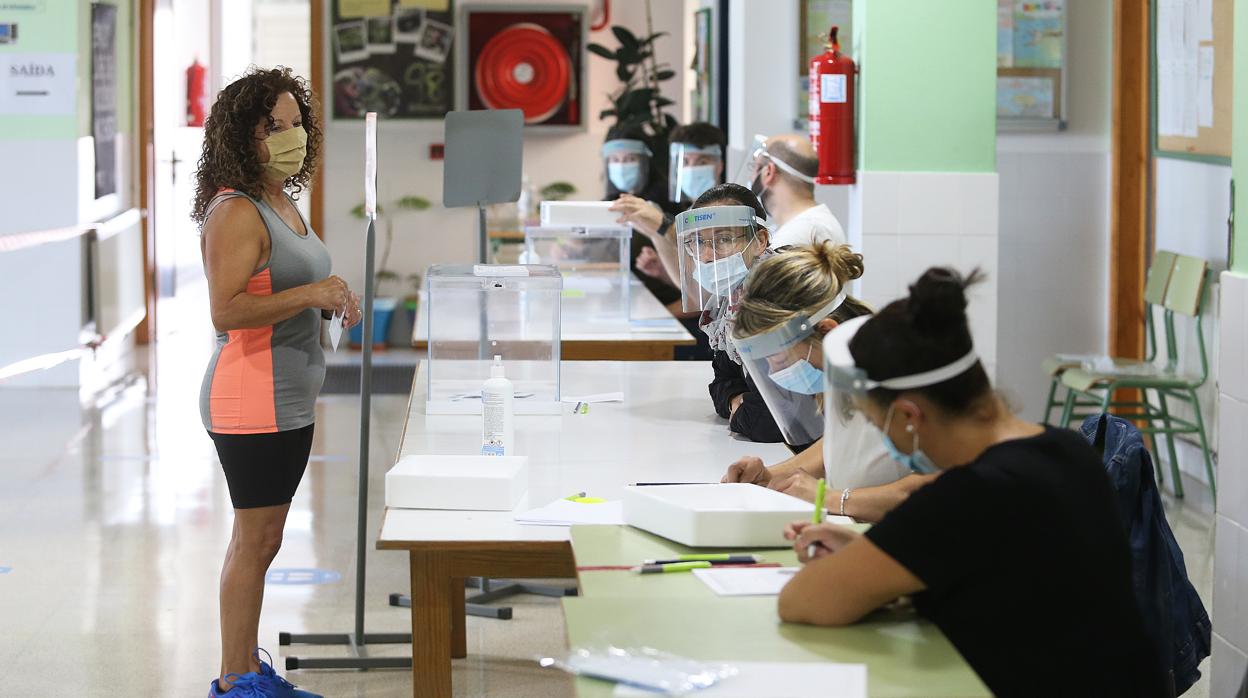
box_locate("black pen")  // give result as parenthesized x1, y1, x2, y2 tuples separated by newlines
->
(630, 482, 716, 486)
(643, 554, 762, 565)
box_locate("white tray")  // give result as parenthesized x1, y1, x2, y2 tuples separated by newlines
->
(622, 484, 812, 548)
(385, 455, 528, 511)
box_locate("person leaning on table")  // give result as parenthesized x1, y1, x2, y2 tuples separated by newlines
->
(719, 241, 929, 515)
(777, 267, 1165, 698)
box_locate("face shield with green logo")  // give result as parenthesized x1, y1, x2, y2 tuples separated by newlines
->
(674, 205, 768, 313)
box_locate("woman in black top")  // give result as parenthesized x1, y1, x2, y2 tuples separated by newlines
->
(777, 268, 1165, 697)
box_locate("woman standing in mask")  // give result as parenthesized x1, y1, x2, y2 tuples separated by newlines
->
(192, 67, 358, 698)
(778, 268, 1164, 697)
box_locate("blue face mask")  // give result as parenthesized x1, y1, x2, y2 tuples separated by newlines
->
(608, 161, 644, 193)
(878, 407, 939, 474)
(691, 250, 750, 296)
(768, 346, 824, 395)
(680, 164, 717, 200)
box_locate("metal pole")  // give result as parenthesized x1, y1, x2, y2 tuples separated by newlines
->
(478, 203, 488, 264)
(355, 217, 376, 645)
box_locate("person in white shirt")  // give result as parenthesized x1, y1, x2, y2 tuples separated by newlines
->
(744, 134, 847, 249)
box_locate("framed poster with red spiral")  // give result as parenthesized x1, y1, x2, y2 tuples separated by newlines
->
(457, 4, 587, 132)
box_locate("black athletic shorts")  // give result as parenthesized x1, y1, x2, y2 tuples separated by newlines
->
(209, 424, 315, 509)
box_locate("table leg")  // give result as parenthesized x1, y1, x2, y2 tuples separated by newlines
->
(410, 551, 452, 698)
(450, 577, 467, 659)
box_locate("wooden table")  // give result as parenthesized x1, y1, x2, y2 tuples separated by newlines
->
(377, 361, 790, 697)
(565, 526, 990, 697)
(411, 279, 696, 361)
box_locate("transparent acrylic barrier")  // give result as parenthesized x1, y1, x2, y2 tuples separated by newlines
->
(523, 227, 631, 331)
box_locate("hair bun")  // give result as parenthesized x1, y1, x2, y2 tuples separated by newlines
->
(906, 267, 983, 332)
(815, 242, 864, 283)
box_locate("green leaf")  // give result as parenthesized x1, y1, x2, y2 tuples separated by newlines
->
(653, 70, 676, 81)
(587, 43, 616, 60)
(639, 31, 669, 46)
(351, 202, 382, 218)
(540, 181, 577, 201)
(376, 270, 400, 281)
(599, 108, 618, 119)
(611, 26, 639, 50)
(653, 96, 675, 108)
(396, 195, 431, 210)
(616, 63, 635, 83)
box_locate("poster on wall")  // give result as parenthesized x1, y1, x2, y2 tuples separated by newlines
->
(91, 3, 117, 199)
(461, 6, 585, 129)
(996, 0, 1065, 124)
(690, 7, 713, 123)
(798, 0, 851, 123)
(331, 0, 454, 120)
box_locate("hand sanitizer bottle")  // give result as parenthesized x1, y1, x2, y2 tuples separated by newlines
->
(481, 355, 514, 456)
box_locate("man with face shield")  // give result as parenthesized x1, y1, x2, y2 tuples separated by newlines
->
(739, 134, 845, 249)
(776, 268, 1165, 698)
(720, 243, 921, 513)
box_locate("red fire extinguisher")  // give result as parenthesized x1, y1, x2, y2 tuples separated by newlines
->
(809, 26, 856, 185)
(186, 58, 207, 127)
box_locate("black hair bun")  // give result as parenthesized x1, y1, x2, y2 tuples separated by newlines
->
(906, 267, 984, 332)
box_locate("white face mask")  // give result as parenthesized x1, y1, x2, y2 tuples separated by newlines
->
(691, 250, 750, 296)
(608, 161, 643, 193)
(680, 164, 717, 201)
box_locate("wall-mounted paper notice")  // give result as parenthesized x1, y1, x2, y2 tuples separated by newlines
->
(1197, 46, 1214, 128)
(364, 112, 377, 218)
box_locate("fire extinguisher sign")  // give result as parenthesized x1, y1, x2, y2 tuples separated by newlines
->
(820, 74, 847, 103)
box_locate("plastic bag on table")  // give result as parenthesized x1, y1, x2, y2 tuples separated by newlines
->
(538, 646, 738, 695)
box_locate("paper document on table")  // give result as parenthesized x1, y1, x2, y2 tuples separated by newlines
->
(328, 311, 345, 351)
(515, 499, 625, 526)
(560, 392, 624, 404)
(614, 661, 867, 697)
(692, 567, 800, 596)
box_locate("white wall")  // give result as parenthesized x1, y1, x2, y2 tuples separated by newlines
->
(320, 0, 688, 293)
(995, 0, 1112, 421)
(1215, 270, 1248, 696)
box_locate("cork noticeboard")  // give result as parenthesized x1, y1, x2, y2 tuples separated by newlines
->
(1154, 0, 1233, 161)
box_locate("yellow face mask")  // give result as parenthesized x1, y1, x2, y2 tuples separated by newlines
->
(262, 125, 307, 180)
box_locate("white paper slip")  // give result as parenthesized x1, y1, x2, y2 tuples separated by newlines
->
(560, 392, 625, 404)
(514, 499, 625, 526)
(614, 661, 867, 697)
(692, 566, 800, 597)
(328, 311, 345, 351)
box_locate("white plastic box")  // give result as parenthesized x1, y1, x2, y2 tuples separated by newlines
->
(622, 484, 812, 548)
(385, 455, 529, 511)
(425, 264, 562, 415)
(522, 224, 633, 326)
(539, 200, 621, 228)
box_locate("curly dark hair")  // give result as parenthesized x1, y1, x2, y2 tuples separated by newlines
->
(192, 66, 322, 225)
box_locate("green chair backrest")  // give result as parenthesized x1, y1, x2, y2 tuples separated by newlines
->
(1163, 255, 1209, 317)
(1145, 251, 1178, 306)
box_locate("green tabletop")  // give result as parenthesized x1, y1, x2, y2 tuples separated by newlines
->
(565, 526, 989, 697)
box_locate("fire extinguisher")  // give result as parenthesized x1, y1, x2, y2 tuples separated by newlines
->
(186, 58, 206, 127)
(809, 26, 856, 185)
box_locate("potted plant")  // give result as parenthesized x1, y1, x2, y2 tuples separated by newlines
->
(348, 194, 431, 349)
(588, 5, 679, 173)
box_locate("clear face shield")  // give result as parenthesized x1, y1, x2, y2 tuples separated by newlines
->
(602, 139, 652, 195)
(668, 142, 723, 203)
(732, 134, 817, 218)
(821, 316, 983, 478)
(675, 205, 767, 313)
(729, 291, 846, 447)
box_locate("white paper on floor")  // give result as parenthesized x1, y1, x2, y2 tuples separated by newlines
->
(514, 498, 625, 526)
(613, 661, 867, 697)
(691, 567, 800, 596)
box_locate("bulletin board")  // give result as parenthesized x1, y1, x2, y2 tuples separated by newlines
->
(1153, 0, 1233, 162)
(329, 0, 455, 120)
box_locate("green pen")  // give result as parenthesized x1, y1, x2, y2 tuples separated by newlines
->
(630, 561, 712, 574)
(808, 479, 827, 559)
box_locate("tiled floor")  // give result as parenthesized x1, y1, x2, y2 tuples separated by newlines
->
(0, 284, 1217, 696)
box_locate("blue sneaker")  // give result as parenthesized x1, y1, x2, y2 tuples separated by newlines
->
(255, 648, 322, 698)
(209, 672, 276, 697)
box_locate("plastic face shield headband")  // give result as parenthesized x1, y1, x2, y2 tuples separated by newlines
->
(821, 315, 981, 476)
(674, 205, 765, 312)
(728, 290, 848, 446)
(669, 142, 723, 202)
(736, 135, 816, 215)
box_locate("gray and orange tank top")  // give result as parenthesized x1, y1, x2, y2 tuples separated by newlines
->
(199, 189, 332, 434)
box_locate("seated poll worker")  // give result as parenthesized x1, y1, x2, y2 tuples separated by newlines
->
(739, 134, 846, 248)
(600, 126, 685, 313)
(671, 183, 794, 441)
(777, 268, 1165, 698)
(611, 122, 727, 290)
(721, 242, 924, 514)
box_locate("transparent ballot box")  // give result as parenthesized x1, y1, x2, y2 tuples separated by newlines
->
(521, 225, 632, 328)
(425, 264, 562, 415)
